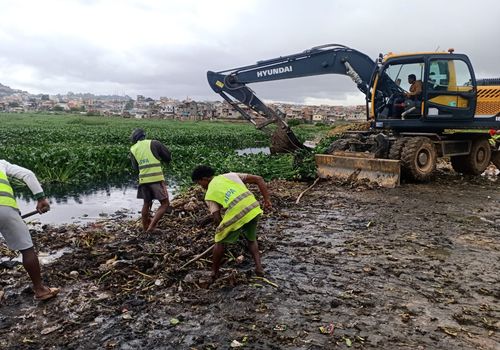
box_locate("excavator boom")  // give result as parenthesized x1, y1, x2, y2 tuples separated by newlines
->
(207, 44, 377, 153)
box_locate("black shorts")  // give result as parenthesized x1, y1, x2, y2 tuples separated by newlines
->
(137, 181, 169, 202)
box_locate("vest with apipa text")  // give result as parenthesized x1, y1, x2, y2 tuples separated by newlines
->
(205, 175, 262, 242)
(130, 140, 165, 184)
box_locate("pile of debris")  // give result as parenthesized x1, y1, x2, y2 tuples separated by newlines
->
(1, 182, 305, 303)
(327, 122, 371, 136)
(46, 187, 258, 293)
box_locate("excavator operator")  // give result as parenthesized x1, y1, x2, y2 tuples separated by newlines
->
(405, 74, 422, 100)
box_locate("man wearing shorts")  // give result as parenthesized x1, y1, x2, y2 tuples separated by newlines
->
(191, 165, 272, 280)
(0, 159, 59, 301)
(130, 128, 172, 232)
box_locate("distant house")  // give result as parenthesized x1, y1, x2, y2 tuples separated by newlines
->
(326, 115, 337, 124)
(161, 105, 175, 115)
(214, 102, 242, 119)
(284, 107, 303, 119)
(9, 106, 25, 113)
(176, 100, 200, 120)
(130, 108, 148, 119)
(55, 103, 70, 111)
(345, 112, 366, 121)
(312, 114, 325, 122)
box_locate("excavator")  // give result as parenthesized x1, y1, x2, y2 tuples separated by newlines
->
(207, 44, 500, 187)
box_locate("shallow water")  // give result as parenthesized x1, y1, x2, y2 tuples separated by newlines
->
(0, 247, 73, 266)
(16, 184, 176, 225)
(236, 147, 270, 155)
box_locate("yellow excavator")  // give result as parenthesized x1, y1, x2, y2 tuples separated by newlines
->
(207, 44, 500, 187)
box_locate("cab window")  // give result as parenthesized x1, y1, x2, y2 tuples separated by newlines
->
(385, 62, 424, 91)
(428, 60, 449, 89)
(428, 59, 473, 108)
(454, 60, 473, 88)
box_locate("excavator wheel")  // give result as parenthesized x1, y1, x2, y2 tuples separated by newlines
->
(400, 137, 437, 181)
(451, 137, 491, 175)
(388, 138, 407, 160)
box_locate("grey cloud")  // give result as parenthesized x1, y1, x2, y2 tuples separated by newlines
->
(0, 0, 499, 102)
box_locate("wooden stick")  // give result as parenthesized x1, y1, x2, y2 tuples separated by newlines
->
(295, 177, 320, 204)
(21, 210, 39, 219)
(134, 269, 154, 279)
(179, 244, 215, 270)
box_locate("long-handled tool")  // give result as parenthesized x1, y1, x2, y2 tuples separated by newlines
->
(179, 244, 215, 270)
(21, 210, 40, 219)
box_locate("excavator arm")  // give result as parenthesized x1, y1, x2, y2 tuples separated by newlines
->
(207, 44, 377, 153)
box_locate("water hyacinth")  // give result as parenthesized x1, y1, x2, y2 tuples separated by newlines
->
(0, 113, 328, 192)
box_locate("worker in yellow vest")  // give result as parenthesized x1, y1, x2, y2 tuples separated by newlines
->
(191, 165, 272, 280)
(0, 159, 59, 301)
(130, 128, 172, 232)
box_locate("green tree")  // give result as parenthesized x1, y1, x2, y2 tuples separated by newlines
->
(124, 100, 134, 110)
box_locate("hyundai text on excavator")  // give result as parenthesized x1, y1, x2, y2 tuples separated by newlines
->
(207, 44, 500, 187)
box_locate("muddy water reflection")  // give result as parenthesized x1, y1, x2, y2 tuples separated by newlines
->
(236, 147, 270, 155)
(15, 181, 177, 225)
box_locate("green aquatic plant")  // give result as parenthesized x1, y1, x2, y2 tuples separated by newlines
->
(1, 113, 329, 190)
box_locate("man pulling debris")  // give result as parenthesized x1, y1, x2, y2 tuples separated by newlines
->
(130, 128, 172, 232)
(0, 159, 59, 301)
(191, 165, 272, 280)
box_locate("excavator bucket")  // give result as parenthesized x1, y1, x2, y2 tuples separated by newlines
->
(270, 126, 306, 154)
(315, 152, 401, 188)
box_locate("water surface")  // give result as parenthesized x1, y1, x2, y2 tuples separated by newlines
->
(236, 147, 270, 155)
(16, 184, 176, 225)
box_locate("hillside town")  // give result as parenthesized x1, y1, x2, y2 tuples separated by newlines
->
(0, 82, 365, 123)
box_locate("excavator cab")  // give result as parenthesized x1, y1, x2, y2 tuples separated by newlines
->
(371, 53, 478, 129)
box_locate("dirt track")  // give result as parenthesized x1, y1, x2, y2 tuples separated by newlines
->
(1, 172, 499, 349)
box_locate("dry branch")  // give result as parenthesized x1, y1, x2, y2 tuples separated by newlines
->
(295, 177, 320, 204)
(179, 244, 215, 270)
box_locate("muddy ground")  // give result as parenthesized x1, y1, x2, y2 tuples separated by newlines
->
(1, 169, 499, 349)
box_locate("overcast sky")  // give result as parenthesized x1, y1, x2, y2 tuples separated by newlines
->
(1, 0, 499, 105)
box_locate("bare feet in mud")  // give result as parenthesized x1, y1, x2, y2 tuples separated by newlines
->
(34, 286, 60, 301)
(210, 271, 220, 284)
(145, 228, 164, 234)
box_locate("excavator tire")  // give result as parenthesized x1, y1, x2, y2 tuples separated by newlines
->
(388, 138, 407, 160)
(451, 137, 491, 175)
(400, 137, 436, 181)
(326, 135, 362, 153)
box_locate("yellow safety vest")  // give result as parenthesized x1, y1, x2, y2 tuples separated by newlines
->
(205, 175, 263, 242)
(0, 170, 18, 209)
(130, 140, 165, 184)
